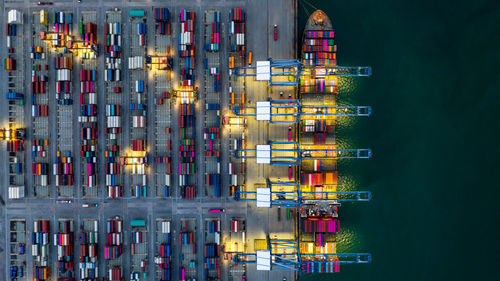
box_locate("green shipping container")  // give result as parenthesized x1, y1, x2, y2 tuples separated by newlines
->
(129, 10, 145, 17)
(130, 220, 146, 227)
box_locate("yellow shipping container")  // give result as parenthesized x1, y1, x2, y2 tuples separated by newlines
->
(254, 239, 267, 251)
(40, 10, 48, 25)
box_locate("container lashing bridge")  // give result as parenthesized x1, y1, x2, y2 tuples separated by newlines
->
(232, 99, 371, 123)
(234, 236, 371, 271)
(234, 141, 372, 165)
(231, 58, 372, 86)
(233, 179, 371, 207)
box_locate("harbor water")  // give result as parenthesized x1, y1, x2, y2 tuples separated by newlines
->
(298, 0, 500, 280)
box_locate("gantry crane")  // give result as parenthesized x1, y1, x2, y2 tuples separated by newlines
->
(234, 179, 371, 208)
(232, 99, 371, 123)
(234, 141, 371, 165)
(231, 58, 371, 86)
(234, 236, 371, 271)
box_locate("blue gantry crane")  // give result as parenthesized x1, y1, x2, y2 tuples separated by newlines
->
(232, 99, 371, 123)
(231, 58, 372, 86)
(233, 236, 371, 271)
(234, 141, 371, 165)
(233, 179, 371, 207)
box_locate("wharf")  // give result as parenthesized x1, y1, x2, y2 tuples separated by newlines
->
(0, 1, 298, 281)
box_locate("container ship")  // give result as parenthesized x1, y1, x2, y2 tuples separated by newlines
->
(298, 10, 341, 274)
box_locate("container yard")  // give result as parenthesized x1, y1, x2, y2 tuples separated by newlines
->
(178, 9, 197, 200)
(79, 11, 99, 198)
(227, 7, 247, 198)
(204, 218, 221, 280)
(104, 9, 124, 199)
(130, 219, 148, 281)
(179, 218, 197, 281)
(105, 216, 124, 281)
(55, 218, 75, 279)
(127, 10, 149, 199)
(152, 7, 173, 198)
(31, 10, 50, 198)
(155, 218, 172, 281)
(79, 218, 99, 281)
(203, 10, 222, 198)
(8, 219, 26, 281)
(1, 2, 371, 281)
(5, 8, 26, 200)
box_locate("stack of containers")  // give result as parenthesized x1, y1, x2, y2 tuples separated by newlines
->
(178, 10, 196, 200)
(129, 13, 148, 199)
(104, 22, 122, 81)
(179, 219, 197, 280)
(301, 30, 337, 95)
(154, 8, 171, 35)
(137, 22, 146, 46)
(32, 161, 49, 186)
(131, 223, 147, 280)
(230, 218, 245, 233)
(301, 218, 340, 234)
(79, 68, 98, 189)
(6, 21, 18, 51)
(179, 104, 196, 199)
(53, 11, 73, 36)
(79, 220, 99, 280)
(4, 57, 16, 70)
(204, 11, 220, 51)
(81, 22, 97, 46)
(54, 54, 73, 104)
(229, 8, 245, 62)
(153, 155, 171, 197)
(5, 11, 25, 199)
(301, 261, 340, 273)
(155, 220, 171, 281)
(33, 219, 50, 280)
(179, 9, 195, 59)
(31, 46, 48, 96)
(105, 218, 123, 281)
(300, 172, 337, 186)
(229, 134, 246, 197)
(79, 21, 97, 59)
(302, 31, 336, 66)
(7, 139, 24, 152)
(204, 219, 221, 279)
(53, 150, 74, 186)
(54, 220, 75, 278)
(179, 9, 195, 88)
(105, 218, 123, 259)
(105, 18, 123, 199)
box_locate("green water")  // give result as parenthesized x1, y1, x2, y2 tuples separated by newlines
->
(298, 0, 500, 280)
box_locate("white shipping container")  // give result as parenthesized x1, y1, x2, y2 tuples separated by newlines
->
(231, 174, 238, 186)
(161, 221, 170, 233)
(40, 175, 48, 186)
(115, 69, 121, 81)
(8, 10, 22, 24)
(57, 69, 71, 81)
(215, 232, 220, 245)
(88, 93, 97, 104)
(165, 174, 170, 186)
(8, 186, 25, 199)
